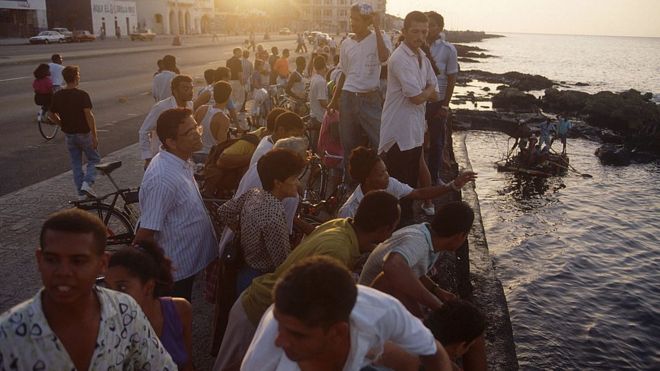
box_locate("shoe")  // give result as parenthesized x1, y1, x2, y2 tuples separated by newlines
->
(421, 203, 435, 216)
(80, 181, 97, 198)
(77, 194, 88, 201)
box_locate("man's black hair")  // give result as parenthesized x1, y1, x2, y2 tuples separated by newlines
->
(430, 201, 474, 237)
(40, 209, 107, 255)
(348, 146, 380, 184)
(425, 11, 445, 31)
(354, 190, 400, 232)
(203, 68, 215, 84)
(170, 74, 192, 93)
(425, 299, 486, 346)
(274, 256, 357, 328)
(273, 111, 304, 133)
(403, 11, 428, 30)
(213, 81, 232, 104)
(156, 107, 192, 145)
(257, 148, 305, 192)
(51, 54, 62, 63)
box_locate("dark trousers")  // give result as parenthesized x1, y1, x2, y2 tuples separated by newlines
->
(426, 101, 446, 185)
(171, 274, 196, 302)
(383, 144, 422, 224)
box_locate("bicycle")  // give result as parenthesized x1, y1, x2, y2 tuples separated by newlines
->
(36, 104, 59, 140)
(298, 152, 349, 219)
(70, 161, 140, 248)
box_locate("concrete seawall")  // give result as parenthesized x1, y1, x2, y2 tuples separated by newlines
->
(454, 131, 519, 370)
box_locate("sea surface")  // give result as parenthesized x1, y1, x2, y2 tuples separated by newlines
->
(464, 131, 659, 369)
(464, 33, 660, 100)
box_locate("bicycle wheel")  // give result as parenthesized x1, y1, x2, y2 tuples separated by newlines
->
(77, 204, 134, 248)
(38, 115, 59, 140)
(302, 162, 327, 204)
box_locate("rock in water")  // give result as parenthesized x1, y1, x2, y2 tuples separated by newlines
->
(595, 144, 631, 166)
(492, 88, 538, 110)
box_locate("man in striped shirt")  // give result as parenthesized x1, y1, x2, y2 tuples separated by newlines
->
(135, 108, 217, 301)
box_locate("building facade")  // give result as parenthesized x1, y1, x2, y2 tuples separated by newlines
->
(136, 0, 214, 35)
(45, 0, 136, 37)
(297, 0, 386, 34)
(0, 0, 48, 38)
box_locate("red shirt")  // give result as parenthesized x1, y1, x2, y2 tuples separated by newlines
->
(33, 78, 53, 94)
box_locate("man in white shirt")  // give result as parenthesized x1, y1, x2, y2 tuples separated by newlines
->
(328, 3, 390, 182)
(152, 54, 178, 102)
(308, 56, 329, 151)
(135, 108, 217, 301)
(48, 54, 65, 91)
(139, 75, 194, 169)
(0, 209, 175, 370)
(359, 201, 474, 317)
(379, 11, 439, 222)
(425, 11, 459, 185)
(241, 256, 451, 371)
(338, 146, 476, 219)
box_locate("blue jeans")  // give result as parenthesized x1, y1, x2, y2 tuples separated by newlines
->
(65, 133, 100, 195)
(426, 101, 447, 185)
(339, 90, 382, 182)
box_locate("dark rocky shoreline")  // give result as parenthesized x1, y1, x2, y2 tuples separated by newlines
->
(447, 34, 659, 165)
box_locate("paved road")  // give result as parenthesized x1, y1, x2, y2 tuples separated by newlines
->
(0, 36, 298, 196)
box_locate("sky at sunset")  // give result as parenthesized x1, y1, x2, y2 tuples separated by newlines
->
(386, 0, 660, 37)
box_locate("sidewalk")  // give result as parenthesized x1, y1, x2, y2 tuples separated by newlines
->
(0, 34, 296, 66)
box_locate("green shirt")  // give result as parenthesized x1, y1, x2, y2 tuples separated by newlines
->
(242, 218, 361, 325)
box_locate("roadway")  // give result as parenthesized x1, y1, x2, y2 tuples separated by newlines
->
(0, 35, 298, 196)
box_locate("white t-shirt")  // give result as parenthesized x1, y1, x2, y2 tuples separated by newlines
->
(309, 73, 328, 122)
(379, 43, 438, 154)
(138, 96, 193, 160)
(249, 135, 274, 168)
(241, 285, 438, 371)
(339, 32, 388, 93)
(359, 223, 438, 286)
(428, 39, 458, 101)
(152, 70, 176, 102)
(337, 177, 413, 219)
(48, 63, 64, 87)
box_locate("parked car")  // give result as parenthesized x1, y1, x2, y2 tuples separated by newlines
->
(29, 31, 66, 44)
(129, 29, 156, 41)
(279, 27, 291, 35)
(51, 28, 73, 42)
(72, 30, 96, 42)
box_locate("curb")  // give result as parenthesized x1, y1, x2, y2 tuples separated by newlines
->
(454, 132, 520, 370)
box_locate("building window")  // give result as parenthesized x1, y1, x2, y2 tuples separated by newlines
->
(155, 14, 163, 23)
(323, 9, 332, 17)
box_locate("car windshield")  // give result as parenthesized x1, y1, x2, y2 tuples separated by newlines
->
(38, 32, 50, 36)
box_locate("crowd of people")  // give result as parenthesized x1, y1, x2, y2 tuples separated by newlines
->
(7, 3, 497, 371)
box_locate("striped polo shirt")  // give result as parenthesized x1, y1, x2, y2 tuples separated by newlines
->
(139, 149, 217, 280)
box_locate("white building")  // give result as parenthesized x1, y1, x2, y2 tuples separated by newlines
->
(91, 0, 137, 36)
(135, 0, 214, 35)
(297, 0, 386, 34)
(0, 0, 48, 38)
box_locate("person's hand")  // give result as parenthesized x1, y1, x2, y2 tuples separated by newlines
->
(454, 171, 478, 188)
(372, 13, 381, 30)
(434, 287, 456, 302)
(436, 106, 449, 118)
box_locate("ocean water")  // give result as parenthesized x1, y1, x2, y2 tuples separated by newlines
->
(463, 33, 660, 99)
(463, 132, 660, 369)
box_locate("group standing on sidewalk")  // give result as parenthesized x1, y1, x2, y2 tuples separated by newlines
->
(5, 5, 497, 371)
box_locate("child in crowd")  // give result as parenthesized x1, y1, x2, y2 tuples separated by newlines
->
(105, 241, 193, 371)
(33, 63, 53, 122)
